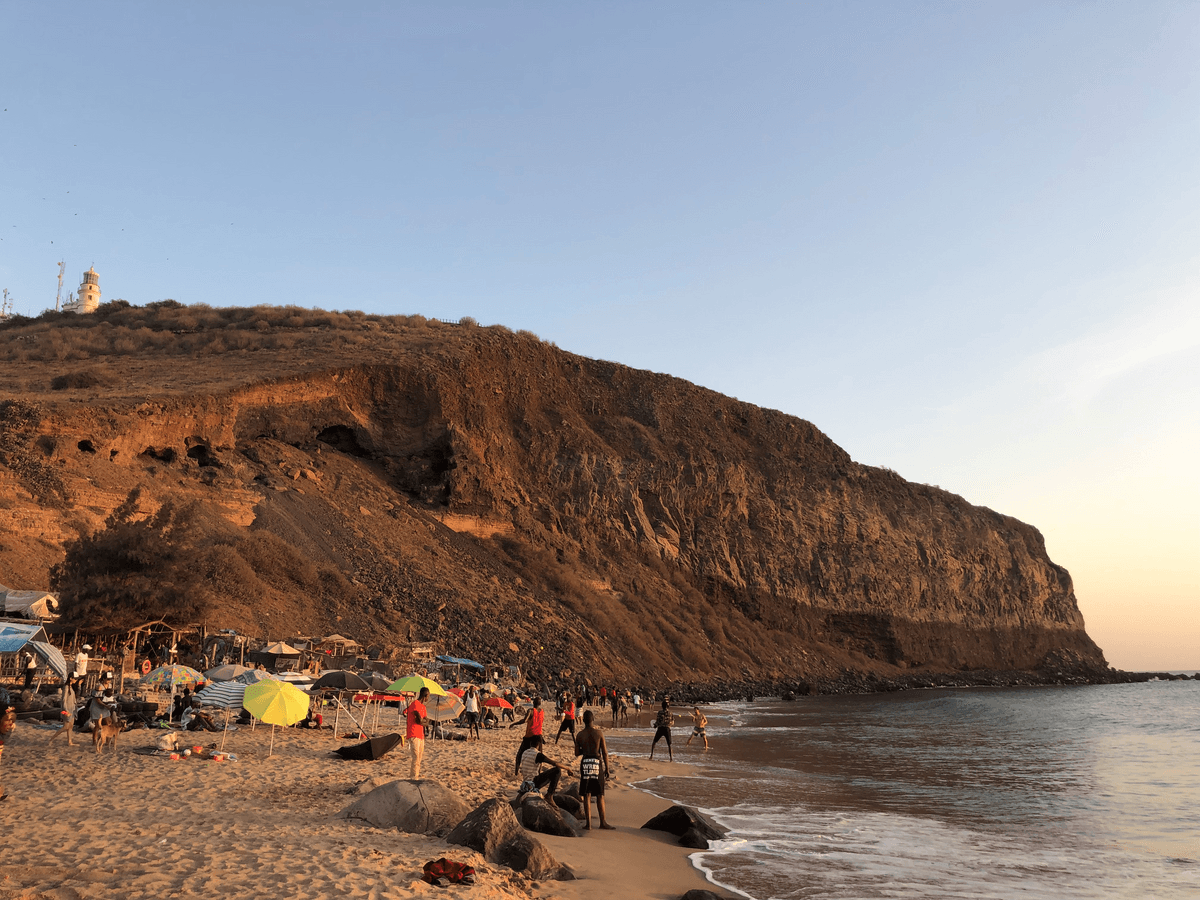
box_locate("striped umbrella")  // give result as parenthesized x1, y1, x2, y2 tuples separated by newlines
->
(196, 680, 247, 750)
(196, 681, 247, 710)
(425, 692, 466, 723)
(141, 664, 206, 689)
(27, 640, 68, 681)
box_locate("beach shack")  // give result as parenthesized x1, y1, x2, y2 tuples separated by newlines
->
(0, 619, 63, 685)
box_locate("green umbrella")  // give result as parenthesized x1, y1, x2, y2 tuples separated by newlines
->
(385, 674, 447, 696)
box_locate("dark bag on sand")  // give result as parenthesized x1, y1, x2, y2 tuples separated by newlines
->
(422, 857, 476, 886)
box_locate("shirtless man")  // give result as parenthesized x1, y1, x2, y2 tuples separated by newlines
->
(685, 707, 709, 749)
(573, 709, 614, 829)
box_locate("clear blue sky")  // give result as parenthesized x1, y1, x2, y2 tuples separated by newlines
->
(3, 2, 1197, 669)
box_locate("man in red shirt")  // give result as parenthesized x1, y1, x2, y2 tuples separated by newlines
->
(406, 687, 430, 779)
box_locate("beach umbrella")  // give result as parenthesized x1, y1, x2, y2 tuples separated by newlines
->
(142, 664, 206, 689)
(243, 679, 310, 757)
(234, 668, 271, 684)
(425, 692, 466, 723)
(385, 674, 447, 696)
(447, 687, 465, 698)
(481, 682, 500, 695)
(361, 671, 392, 691)
(483, 696, 513, 710)
(312, 670, 371, 692)
(26, 640, 68, 681)
(205, 663, 250, 682)
(196, 681, 248, 750)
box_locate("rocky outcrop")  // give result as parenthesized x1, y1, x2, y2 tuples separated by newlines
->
(338, 780, 470, 837)
(446, 798, 572, 881)
(0, 311, 1108, 683)
(642, 805, 729, 850)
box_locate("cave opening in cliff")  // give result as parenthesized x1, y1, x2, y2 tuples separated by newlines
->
(186, 443, 220, 467)
(141, 446, 178, 464)
(317, 424, 370, 458)
(77, 439, 96, 454)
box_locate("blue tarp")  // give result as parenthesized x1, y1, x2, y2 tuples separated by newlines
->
(435, 654, 485, 671)
(0, 622, 48, 654)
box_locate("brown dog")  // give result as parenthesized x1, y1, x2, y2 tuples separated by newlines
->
(93, 716, 122, 754)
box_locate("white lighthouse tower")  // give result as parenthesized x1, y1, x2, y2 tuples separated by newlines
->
(63, 267, 101, 314)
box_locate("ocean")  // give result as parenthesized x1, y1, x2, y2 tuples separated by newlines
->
(608, 680, 1200, 900)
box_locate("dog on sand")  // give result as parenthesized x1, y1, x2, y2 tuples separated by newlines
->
(93, 716, 123, 754)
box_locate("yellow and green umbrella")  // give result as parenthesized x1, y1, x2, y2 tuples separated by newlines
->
(385, 674, 447, 696)
(243, 678, 310, 756)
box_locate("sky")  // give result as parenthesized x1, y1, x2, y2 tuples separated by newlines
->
(2, 2, 1196, 670)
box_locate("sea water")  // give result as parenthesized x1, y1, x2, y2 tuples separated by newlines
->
(608, 681, 1200, 900)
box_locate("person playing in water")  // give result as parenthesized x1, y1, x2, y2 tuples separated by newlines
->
(685, 706, 709, 749)
(574, 709, 614, 830)
(650, 698, 673, 761)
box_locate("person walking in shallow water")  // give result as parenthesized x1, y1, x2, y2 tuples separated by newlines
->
(650, 699, 673, 761)
(685, 707, 709, 749)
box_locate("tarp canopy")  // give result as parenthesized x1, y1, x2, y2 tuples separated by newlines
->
(1, 589, 58, 620)
(435, 654, 485, 672)
(334, 732, 403, 761)
(0, 621, 50, 654)
(263, 641, 300, 655)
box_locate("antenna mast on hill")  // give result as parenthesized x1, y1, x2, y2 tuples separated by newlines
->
(56, 260, 65, 312)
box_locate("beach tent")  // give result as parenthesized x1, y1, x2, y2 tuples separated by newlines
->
(0, 589, 58, 620)
(435, 654, 485, 672)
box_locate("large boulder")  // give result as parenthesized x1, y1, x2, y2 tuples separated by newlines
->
(551, 793, 582, 818)
(338, 779, 471, 837)
(642, 805, 729, 849)
(447, 798, 573, 880)
(519, 796, 584, 837)
(681, 891, 728, 900)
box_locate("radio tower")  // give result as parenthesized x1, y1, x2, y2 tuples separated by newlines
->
(56, 261, 65, 311)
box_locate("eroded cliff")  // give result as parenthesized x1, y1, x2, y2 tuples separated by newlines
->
(0, 307, 1106, 684)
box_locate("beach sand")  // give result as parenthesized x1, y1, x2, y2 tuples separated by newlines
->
(0, 714, 725, 900)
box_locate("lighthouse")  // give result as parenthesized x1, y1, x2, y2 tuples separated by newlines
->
(64, 267, 101, 314)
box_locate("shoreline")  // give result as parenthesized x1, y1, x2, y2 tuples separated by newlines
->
(0, 715, 725, 900)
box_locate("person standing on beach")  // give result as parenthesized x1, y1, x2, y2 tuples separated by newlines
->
(574, 709, 614, 830)
(685, 707, 709, 749)
(555, 693, 576, 745)
(73, 645, 90, 681)
(47, 677, 79, 747)
(464, 686, 481, 740)
(515, 696, 545, 771)
(22, 651, 37, 689)
(405, 687, 430, 779)
(650, 699, 673, 761)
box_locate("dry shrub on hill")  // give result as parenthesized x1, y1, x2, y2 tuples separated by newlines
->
(52, 487, 356, 631)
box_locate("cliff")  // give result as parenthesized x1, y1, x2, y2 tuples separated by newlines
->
(0, 304, 1107, 684)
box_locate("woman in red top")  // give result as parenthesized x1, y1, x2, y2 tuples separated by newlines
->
(555, 694, 576, 744)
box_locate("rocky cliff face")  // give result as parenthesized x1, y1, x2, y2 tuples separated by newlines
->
(0, 311, 1106, 683)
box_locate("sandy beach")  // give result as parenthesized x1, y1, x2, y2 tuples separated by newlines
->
(0, 713, 723, 900)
